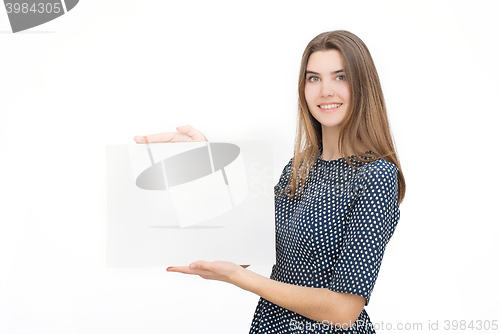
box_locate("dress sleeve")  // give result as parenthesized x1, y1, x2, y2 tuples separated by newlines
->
(327, 160, 400, 306)
(274, 158, 293, 196)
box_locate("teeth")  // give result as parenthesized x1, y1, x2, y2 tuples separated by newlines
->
(319, 104, 342, 109)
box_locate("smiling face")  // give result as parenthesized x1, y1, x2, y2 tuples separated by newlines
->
(304, 50, 350, 132)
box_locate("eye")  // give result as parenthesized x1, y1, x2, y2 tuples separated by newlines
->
(336, 75, 346, 81)
(307, 76, 320, 83)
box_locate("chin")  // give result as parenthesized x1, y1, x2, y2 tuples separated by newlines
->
(319, 121, 343, 129)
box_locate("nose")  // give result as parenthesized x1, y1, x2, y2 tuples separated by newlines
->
(320, 80, 334, 97)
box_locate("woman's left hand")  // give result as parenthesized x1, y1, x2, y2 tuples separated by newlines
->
(166, 261, 248, 285)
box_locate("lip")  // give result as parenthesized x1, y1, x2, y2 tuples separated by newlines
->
(317, 102, 343, 113)
(318, 102, 342, 106)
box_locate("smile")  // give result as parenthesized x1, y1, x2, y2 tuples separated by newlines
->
(319, 103, 342, 110)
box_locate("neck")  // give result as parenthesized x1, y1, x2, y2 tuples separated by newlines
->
(320, 125, 367, 160)
(320, 125, 342, 160)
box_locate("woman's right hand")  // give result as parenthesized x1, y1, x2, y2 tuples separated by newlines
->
(134, 125, 207, 144)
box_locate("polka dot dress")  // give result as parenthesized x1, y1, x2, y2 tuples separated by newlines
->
(249, 146, 400, 334)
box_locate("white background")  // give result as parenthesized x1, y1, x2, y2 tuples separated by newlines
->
(1, 0, 499, 333)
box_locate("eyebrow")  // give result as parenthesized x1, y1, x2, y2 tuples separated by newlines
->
(306, 69, 344, 75)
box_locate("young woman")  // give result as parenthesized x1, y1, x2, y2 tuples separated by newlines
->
(135, 30, 405, 334)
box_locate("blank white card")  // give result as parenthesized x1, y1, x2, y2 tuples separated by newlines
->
(106, 141, 275, 268)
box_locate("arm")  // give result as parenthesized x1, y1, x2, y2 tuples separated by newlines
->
(167, 162, 400, 325)
(238, 265, 365, 325)
(134, 124, 208, 143)
(167, 261, 365, 326)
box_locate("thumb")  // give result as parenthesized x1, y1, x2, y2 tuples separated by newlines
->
(176, 125, 191, 133)
(189, 261, 208, 270)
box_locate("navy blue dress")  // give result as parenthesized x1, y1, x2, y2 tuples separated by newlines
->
(249, 147, 400, 333)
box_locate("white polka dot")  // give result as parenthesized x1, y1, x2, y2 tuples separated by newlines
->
(249, 146, 400, 334)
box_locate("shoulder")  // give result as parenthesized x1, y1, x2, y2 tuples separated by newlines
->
(359, 157, 398, 176)
(275, 158, 294, 192)
(353, 159, 401, 222)
(356, 158, 399, 189)
(279, 157, 294, 177)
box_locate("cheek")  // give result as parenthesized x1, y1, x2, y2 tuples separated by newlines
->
(304, 85, 316, 106)
(340, 85, 350, 104)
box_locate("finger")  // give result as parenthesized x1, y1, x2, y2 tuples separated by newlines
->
(134, 135, 151, 144)
(240, 265, 250, 269)
(176, 125, 207, 142)
(166, 265, 216, 280)
(146, 132, 178, 143)
(166, 266, 195, 274)
(166, 261, 212, 272)
(176, 125, 194, 134)
(133, 135, 144, 143)
(189, 261, 211, 271)
(135, 132, 177, 144)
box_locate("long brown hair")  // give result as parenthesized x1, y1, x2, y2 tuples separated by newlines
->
(286, 30, 406, 204)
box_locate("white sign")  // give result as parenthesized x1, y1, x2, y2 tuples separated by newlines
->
(106, 141, 276, 268)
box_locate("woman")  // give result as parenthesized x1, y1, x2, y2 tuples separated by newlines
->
(135, 30, 406, 333)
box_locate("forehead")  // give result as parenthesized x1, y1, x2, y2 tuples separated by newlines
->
(306, 50, 343, 71)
